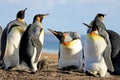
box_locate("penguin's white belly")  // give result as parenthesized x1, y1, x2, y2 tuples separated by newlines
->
(31, 48, 37, 72)
(84, 36, 107, 61)
(4, 26, 24, 69)
(84, 34, 107, 77)
(59, 39, 83, 69)
(40, 30, 44, 45)
(38, 29, 44, 60)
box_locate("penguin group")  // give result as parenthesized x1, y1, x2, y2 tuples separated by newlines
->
(0, 8, 120, 77)
(0, 8, 49, 73)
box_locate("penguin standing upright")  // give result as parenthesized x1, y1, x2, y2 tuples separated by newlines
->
(17, 14, 49, 73)
(86, 13, 114, 72)
(1, 8, 27, 70)
(48, 29, 83, 70)
(84, 23, 110, 77)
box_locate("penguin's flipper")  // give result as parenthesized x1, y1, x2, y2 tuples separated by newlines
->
(58, 44, 60, 60)
(98, 29, 114, 72)
(31, 29, 43, 63)
(103, 45, 114, 72)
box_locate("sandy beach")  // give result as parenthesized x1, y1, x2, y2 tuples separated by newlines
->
(0, 52, 120, 80)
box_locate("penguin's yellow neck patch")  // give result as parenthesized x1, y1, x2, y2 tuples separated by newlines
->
(63, 40, 76, 46)
(18, 26, 24, 33)
(90, 31, 97, 36)
(87, 31, 103, 40)
(63, 42, 70, 46)
(17, 18, 24, 23)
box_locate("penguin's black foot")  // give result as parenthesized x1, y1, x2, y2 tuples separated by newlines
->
(85, 70, 99, 77)
(30, 71, 36, 74)
(0, 59, 5, 69)
(61, 65, 79, 71)
(37, 56, 48, 70)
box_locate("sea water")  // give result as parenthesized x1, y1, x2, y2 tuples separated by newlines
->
(42, 32, 59, 53)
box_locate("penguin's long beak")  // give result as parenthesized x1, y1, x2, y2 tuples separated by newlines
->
(44, 14, 49, 16)
(83, 23, 91, 28)
(83, 23, 93, 33)
(43, 14, 49, 18)
(48, 29, 58, 35)
(21, 8, 27, 13)
(48, 28, 64, 42)
(23, 8, 27, 12)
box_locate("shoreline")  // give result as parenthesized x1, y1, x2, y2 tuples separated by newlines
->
(41, 52, 58, 60)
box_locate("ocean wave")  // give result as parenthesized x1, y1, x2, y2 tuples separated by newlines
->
(42, 48, 58, 53)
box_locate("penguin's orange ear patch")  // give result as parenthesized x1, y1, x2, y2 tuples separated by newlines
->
(36, 16, 40, 21)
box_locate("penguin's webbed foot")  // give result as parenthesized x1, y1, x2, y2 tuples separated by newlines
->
(0, 59, 5, 69)
(60, 65, 79, 71)
(30, 71, 36, 74)
(85, 70, 99, 77)
(105, 72, 111, 77)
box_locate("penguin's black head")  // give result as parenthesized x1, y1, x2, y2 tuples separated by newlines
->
(83, 23, 99, 33)
(97, 13, 106, 17)
(96, 13, 106, 20)
(48, 29, 65, 43)
(17, 8, 27, 19)
(91, 25, 99, 32)
(33, 14, 49, 23)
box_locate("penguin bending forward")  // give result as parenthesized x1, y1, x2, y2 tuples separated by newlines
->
(1, 8, 27, 70)
(48, 29, 83, 70)
(107, 30, 120, 75)
(15, 14, 49, 73)
(84, 23, 112, 77)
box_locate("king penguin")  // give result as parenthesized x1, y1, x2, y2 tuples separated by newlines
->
(48, 29, 83, 70)
(85, 13, 120, 75)
(1, 8, 27, 70)
(16, 14, 49, 73)
(83, 23, 111, 77)
(85, 13, 114, 72)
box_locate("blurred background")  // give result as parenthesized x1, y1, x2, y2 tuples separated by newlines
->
(0, 0, 120, 53)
